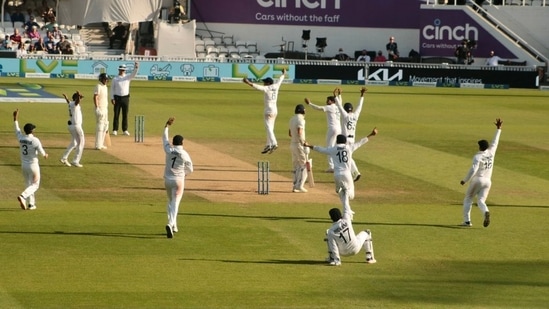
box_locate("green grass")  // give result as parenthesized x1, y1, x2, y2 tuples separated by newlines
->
(1, 78, 548, 308)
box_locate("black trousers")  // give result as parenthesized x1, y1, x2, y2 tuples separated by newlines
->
(113, 95, 130, 132)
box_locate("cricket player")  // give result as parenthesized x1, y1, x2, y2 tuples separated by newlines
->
(60, 91, 85, 167)
(13, 109, 48, 210)
(94, 73, 109, 150)
(163, 117, 193, 239)
(304, 89, 341, 172)
(289, 104, 308, 193)
(243, 68, 286, 154)
(335, 87, 366, 181)
(305, 128, 377, 212)
(460, 118, 503, 228)
(324, 206, 376, 266)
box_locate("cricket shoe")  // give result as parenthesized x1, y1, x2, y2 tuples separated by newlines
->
(123, 131, 130, 136)
(165, 225, 173, 239)
(366, 252, 376, 264)
(460, 221, 472, 227)
(483, 212, 490, 227)
(328, 259, 341, 266)
(261, 145, 271, 154)
(112, 131, 118, 136)
(60, 158, 71, 167)
(28, 205, 36, 210)
(268, 145, 278, 154)
(71, 162, 83, 168)
(292, 187, 308, 193)
(172, 225, 178, 233)
(17, 195, 27, 210)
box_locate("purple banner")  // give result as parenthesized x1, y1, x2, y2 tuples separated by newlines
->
(191, 0, 420, 28)
(419, 9, 515, 59)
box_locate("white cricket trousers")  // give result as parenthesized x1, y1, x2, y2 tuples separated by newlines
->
(346, 137, 360, 177)
(165, 178, 185, 229)
(62, 124, 85, 164)
(264, 112, 278, 147)
(328, 230, 374, 260)
(291, 142, 307, 190)
(325, 128, 340, 170)
(95, 108, 109, 148)
(334, 172, 355, 210)
(20, 162, 40, 206)
(463, 177, 491, 222)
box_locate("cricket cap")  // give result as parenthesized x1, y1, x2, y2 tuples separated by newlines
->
(329, 208, 342, 222)
(23, 123, 36, 134)
(336, 134, 347, 144)
(173, 135, 184, 146)
(262, 77, 274, 85)
(118, 64, 127, 71)
(295, 104, 305, 114)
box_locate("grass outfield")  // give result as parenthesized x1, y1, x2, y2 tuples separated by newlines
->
(1, 78, 548, 308)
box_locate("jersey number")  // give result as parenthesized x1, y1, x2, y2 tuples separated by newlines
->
(338, 227, 351, 244)
(21, 144, 28, 155)
(336, 150, 349, 163)
(170, 156, 177, 168)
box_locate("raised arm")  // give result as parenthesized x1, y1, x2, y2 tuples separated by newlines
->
(304, 98, 323, 111)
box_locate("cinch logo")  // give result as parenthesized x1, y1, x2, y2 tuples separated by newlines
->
(257, 0, 341, 9)
(422, 19, 478, 41)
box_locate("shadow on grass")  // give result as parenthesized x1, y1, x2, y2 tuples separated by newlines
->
(178, 257, 332, 266)
(448, 203, 549, 209)
(184, 212, 465, 229)
(0, 230, 162, 239)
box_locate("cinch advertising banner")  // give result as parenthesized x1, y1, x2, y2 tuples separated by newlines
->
(419, 9, 514, 59)
(191, 0, 419, 28)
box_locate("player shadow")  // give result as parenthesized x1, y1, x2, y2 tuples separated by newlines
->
(178, 257, 328, 266)
(0, 230, 161, 239)
(184, 212, 324, 222)
(448, 202, 549, 209)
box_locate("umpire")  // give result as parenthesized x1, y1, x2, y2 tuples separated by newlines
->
(111, 61, 139, 136)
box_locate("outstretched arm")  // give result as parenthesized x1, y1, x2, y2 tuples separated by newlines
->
(62, 93, 70, 104)
(305, 98, 323, 111)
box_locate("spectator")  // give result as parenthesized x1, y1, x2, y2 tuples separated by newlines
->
(168, 1, 186, 23)
(41, 7, 56, 24)
(16, 42, 28, 58)
(334, 48, 350, 61)
(32, 36, 47, 53)
(109, 22, 128, 49)
(24, 16, 40, 35)
(356, 49, 371, 62)
(386, 36, 399, 60)
(27, 26, 41, 41)
(44, 32, 58, 54)
(10, 28, 22, 45)
(454, 39, 470, 65)
(0, 35, 12, 50)
(57, 35, 73, 54)
(373, 50, 387, 62)
(51, 24, 63, 42)
(11, 8, 26, 25)
(485, 50, 504, 66)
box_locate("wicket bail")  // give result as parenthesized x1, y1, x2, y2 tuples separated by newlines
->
(135, 115, 144, 142)
(257, 161, 270, 195)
